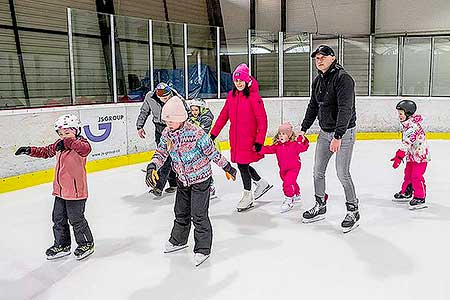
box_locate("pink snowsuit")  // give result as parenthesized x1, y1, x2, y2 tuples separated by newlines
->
(260, 136, 309, 197)
(210, 77, 268, 164)
(398, 114, 431, 199)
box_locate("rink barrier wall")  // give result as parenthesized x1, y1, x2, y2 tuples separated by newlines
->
(2, 97, 450, 193)
(2, 132, 450, 194)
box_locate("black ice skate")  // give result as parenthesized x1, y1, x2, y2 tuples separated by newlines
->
(409, 197, 427, 210)
(164, 186, 177, 193)
(302, 194, 328, 223)
(393, 184, 413, 202)
(149, 187, 162, 197)
(341, 202, 360, 233)
(74, 243, 95, 260)
(46, 244, 71, 260)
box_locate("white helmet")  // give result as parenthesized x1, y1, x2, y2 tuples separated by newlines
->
(189, 98, 207, 109)
(54, 114, 81, 134)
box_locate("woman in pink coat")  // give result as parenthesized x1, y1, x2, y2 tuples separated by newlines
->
(210, 63, 272, 211)
(260, 122, 309, 213)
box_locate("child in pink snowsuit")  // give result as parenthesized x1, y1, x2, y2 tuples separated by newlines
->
(259, 122, 309, 213)
(391, 100, 430, 210)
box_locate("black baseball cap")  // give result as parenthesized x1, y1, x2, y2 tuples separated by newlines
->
(311, 45, 335, 58)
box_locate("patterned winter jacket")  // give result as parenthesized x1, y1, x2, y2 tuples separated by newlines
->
(29, 137, 92, 200)
(150, 121, 229, 186)
(400, 114, 431, 163)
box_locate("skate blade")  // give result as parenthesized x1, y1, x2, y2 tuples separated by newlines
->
(392, 198, 411, 203)
(342, 222, 360, 234)
(237, 203, 254, 212)
(210, 194, 218, 200)
(409, 204, 428, 210)
(195, 254, 210, 267)
(75, 248, 95, 260)
(254, 185, 273, 200)
(302, 215, 325, 224)
(280, 206, 294, 214)
(46, 251, 71, 260)
(141, 168, 146, 173)
(164, 244, 189, 253)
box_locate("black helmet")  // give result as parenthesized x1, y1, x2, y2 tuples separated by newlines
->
(396, 100, 417, 118)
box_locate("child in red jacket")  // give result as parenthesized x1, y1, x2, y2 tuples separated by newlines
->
(15, 114, 94, 260)
(259, 122, 309, 213)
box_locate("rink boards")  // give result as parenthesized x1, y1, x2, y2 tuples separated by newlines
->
(1, 97, 450, 192)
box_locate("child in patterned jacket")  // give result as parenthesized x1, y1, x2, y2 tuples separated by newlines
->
(391, 100, 431, 210)
(146, 96, 237, 267)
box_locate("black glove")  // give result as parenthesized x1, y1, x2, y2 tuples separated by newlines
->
(146, 163, 159, 188)
(223, 162, 237, 181)
(15, 146, 31, 156)
(55, 140, 65, 152)
(254, 143, 262, 152)
(210, 134, 217, 141)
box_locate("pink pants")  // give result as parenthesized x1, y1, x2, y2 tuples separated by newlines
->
(401, 161, 427, 199)
(280, 166, 301, 197)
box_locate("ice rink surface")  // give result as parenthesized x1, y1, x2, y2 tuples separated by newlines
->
(0, 140, 449, 300)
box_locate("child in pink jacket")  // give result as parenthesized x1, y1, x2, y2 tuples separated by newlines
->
(391, 100, 430, 210)
(15, 114, 94, 260)
(259, 122, 309, 213)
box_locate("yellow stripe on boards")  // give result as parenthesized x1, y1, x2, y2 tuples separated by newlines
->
(2, 132, 449, 194)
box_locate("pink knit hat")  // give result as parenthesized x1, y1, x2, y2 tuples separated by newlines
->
(233, 63, 250, 83)
(161, 96, 188, 122)
(278, 122, 293, 137)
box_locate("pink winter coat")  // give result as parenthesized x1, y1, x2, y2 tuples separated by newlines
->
(399, 114, 431, 163)
(30, 137, 91, 200)
(260, 136, 309, 171)
(210, 77, 268, 164)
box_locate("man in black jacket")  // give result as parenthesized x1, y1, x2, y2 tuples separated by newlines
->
(299, 45, 359, 233)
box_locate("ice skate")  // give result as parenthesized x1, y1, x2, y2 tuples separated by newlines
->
(210, 184, 218, 200)
(302, 194, 328, 223)
(253, 179, 273, 200)
(74, 243, 94, 260)
(164, 186, 177, 194)
(45, 244, 71, 260)
(393, 184, 413, 202)
(293, 194, 302, 203)
(237, 190, 254, 212)
(409, 198, 428, 210)
(149, 187, 162, 197)
(341, 203, 360, 233)
(280, 196, 294, 213)
(164, 240, 188, 253)
(194, 253, 210, 267)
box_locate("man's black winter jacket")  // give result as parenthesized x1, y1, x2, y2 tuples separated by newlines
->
(301, 61, 356, 139)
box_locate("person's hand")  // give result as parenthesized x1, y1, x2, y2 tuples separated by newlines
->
(138, 128, 146, 139)
(146, 163, 159, 187)
(254, 143, 262, 152)
(329, 138, 341, 153)
(55, 140, 65, 152)
(390, 150, 406, 169)
(223, 163, 237, 181)
(210, 134, 217, 141)
(15, 146, 31, 155)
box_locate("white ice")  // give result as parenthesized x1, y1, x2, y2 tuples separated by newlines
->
(1, 140, 449, 300)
